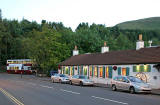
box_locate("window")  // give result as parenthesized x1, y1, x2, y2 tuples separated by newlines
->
(118, 67, 129, 76)
(122, 77, 129, 83)
(89, 66, 92, 76)
(72, 75, 78, 78)
(94, 66, 98, 77)
(113, 77, 118, 81)
(65, 67, 69, 74)
(117, 76, 123, 81)
(105, 66, 112, 78)
(122, 68, 126, 76)
(70, 67, 73, 76)
(84, 67, 88, 75)
(133, 65, 151, 72)
(106, 67, 109, 78)
(99, 67, 103, 77)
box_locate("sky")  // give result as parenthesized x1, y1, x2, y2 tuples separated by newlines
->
(0, 0, 160, 30)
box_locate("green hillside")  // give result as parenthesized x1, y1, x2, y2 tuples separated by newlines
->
(116, 17, 160, 30)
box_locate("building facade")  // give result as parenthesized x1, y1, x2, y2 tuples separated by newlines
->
(59, 35, 160, 89)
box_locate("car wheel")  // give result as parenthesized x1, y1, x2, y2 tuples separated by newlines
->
(130, 87, 135, 94)
(52, 79, 54, 83)
(79, 81, 83, 86)
(69, 80, 72, 85)
(112, 85, 117, 91)
(59, 79, 62, 83)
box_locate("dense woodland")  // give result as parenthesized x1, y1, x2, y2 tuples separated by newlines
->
(0, 9, 160, 74)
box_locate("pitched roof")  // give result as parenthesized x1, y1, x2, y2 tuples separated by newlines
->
(60, 46, 160, 66)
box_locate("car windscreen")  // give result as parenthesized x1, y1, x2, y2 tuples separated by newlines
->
(128, 77, 144, 83)
(79, 76, 87, 79)
(60, 74, 66, 77)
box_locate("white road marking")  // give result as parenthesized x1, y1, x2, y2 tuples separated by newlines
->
(28, 82, 37, 86)
(91, 96, 128, 105)
(39, 85, 54, 89)
(16, 81, 23, 83)
(60, 89, 80, 95)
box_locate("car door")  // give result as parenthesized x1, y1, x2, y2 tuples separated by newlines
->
(72, 75, 78, 84)
(54, 74, 59, 82)
(74, 75, 80, 84)
(121, 77, 130, 90)
(116, 76, 123, 89)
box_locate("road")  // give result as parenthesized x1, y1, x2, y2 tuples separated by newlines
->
(0, 73, 160, 105)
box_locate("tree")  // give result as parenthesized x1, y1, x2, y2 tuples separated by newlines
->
(23, 24, 70, 74)
(0, 9, 2, 20)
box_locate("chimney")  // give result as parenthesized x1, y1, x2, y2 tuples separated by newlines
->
(101, 41, 109, 53)
(136, 34, 144, 50)
(73, 45, 79, 56)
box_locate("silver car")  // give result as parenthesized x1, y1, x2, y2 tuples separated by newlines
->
(111, 76, 151, 94)
(69, 75, 94, 86)
(51, 74, 69, 83)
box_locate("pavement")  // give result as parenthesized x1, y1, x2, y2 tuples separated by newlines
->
(0, 73, 160, 105)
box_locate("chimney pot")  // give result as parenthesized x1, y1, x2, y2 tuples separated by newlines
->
(104, 41, 107, 47)
(136, 34, 144, 50)
(101, 41, 109, 53)
(139, 34, 143, 41)
(74, 45, 77, 50)
(73, 45, 79, 56)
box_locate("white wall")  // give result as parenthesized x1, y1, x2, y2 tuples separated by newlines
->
(61, 64, 160, 89)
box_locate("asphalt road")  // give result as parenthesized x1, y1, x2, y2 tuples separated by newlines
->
(0, 73, 160, 105)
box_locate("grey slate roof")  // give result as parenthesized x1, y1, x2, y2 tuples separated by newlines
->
(60, 46, 160, 66)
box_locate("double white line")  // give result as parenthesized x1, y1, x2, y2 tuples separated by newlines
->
(0, 88, 24, 105)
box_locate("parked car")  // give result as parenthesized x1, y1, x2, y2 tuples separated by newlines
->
(111, 76, 151, 94)
(51, 74, 69, 83)
(69, 75, 94, 86)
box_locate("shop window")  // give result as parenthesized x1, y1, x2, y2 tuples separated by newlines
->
(99, 67, 103, 77)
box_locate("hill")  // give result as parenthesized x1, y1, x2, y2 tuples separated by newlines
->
(116, 17, 160, 30)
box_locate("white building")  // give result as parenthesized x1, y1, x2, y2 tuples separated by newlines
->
(59, 35, 160, 89)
